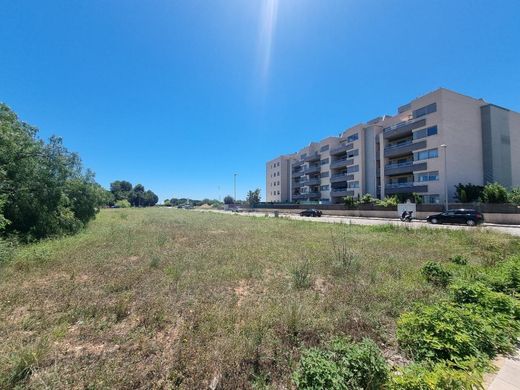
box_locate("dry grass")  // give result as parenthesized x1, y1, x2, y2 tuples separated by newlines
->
(0, 208, 518, 389)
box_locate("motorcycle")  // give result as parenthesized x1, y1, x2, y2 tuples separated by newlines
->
(400, 211, 413, 222)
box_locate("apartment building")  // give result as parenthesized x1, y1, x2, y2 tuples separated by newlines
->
(266, 88, 520, 204)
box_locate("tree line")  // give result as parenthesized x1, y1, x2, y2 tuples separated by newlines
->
(0, 103, 161, 247)
(109, 180, 158, 208)
(0, 103, 110, 242)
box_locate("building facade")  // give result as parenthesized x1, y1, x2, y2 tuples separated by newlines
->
(266, 88, 520, 204)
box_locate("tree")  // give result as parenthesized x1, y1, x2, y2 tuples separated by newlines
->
(0, 103, 104, 240)
(143, 190, 159, 207)
(110, 180, 133, 201)
(130, 184, 145, 207)
(224, 195, 234, 205)
(481, 182, 508, 203)
(509, 187, 520, 206)
(454, 183, 483, 203)
(246, 188, 261, 206)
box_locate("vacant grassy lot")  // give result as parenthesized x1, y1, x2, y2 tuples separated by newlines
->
(1, 208, 519, 389)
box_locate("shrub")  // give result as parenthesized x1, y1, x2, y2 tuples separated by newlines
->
(115, 199, 131, 208)
(454, 183, 484, 203)
(343, 196, 358, 208)
(389, 359, 485, 390)
(480, 256, 520, 294)
(452, 281, 520, 320)
(293, 338, 388, 390)
(360, 193, 375, 204)
(397, 301, 518, 363)
(481, 182, 508, 203)
(291, 259, 312, 289)
(450, 255, 467, 265)
(421, 261, 451, 287)
(376, 196, 398, 207)
(509, 187, 520, 205)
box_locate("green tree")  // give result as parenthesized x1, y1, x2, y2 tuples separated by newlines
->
(454, 183, 484, 202)
(481, 182, 508, 203)
(224, 195, 234, 205)
(246, 188, 261, 206)
(0, 103, 103, 240)
(110, 180, 133, 201)
(509, 187, 520, 205)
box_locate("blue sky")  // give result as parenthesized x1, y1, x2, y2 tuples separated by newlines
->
(1, 0, 519, 202)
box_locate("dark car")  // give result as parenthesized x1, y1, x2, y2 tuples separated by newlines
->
(426, 209, 484, 226)
(300, 209, 322, 217)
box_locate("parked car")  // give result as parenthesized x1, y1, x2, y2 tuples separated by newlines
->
(299, 209, 322, 217)
(426, 209, 484, 226)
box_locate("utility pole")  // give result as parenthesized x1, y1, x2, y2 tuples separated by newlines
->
(234, 173, 238, 202)
(441, 144, 448, 211)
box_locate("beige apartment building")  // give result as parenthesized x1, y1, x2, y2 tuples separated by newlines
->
(266, 88, 520, 204)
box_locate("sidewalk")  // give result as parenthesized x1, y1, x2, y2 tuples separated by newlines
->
(487, 350, 520, 389)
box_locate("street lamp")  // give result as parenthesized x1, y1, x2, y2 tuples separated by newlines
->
(440, 144, 448, 211)
(234, 173, 238, 203)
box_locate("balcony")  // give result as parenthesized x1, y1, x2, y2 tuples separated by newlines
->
(301, 177, 321, 186)
(304, 165, 320, 174)
(385, 182, 428, 195)
(292, 169, 305, 177)
(385, 161, 427, 176)
(292, 160, 304, 168)
(383, 118, 426, 141)
(292, 194, 306, 200)
(330, 143, 354, 156)
(330, 188, 355, 197)
(306, 191, 321, 198)
(330, 157, 354, 169)
(330, 172, 354, 184)
(384, 140, 427, 158)
(303, 152, 320, 162)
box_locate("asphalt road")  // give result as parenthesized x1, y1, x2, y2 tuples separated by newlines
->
(196, 209, 520, 237)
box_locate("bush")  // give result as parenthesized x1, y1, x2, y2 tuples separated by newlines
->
(389, 359, 485, 390)
(343, 196, 358, 208)
(509, 187, 520, 205)
(451, 282, 520, 320)
(454, 183, 484, 203)
(360, 193, 375, 204)
(450, 255, 467, 265)
(479, 256, 520, 294)
(481, 182, 508, 203)
(421, 261, 451, 287)
(291, 259, 312, 289)
(397, 301, 518, 363)
(293, 338, 388, 390)
(375, 196, 398, 207)
(115, 199, 131, 208)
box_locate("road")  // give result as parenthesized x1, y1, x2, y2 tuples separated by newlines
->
(196, 209, 520, 237)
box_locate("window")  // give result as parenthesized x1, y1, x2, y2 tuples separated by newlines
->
(346, 165, 359, 173)
(320, 145, 330, 152)
(347, 181, 359, 189)
(277, 190, 280, 195)
(301, 154, 307, 160)
(346, 149, 359, 158)
(422, 194, 440, 204)
(320, 185, 329, 191)
(347, 133, 359, 142)
(415, 148, 438, 161)
(320, 158, 329, 165)
(320, 171, 330, 178)
(415, 171, 439, 182)
(413, 125, 438, 140)
(413, 103, 437, 118)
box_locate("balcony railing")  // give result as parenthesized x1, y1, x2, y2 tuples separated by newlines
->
(385, 161, 413, 169)
(304, 152, 320, 162)
(304, 165, 320, 174)
(301, 177, 320, 186)
(385, 140, 413, 151)
(385, 182, 414, 189)
(383, 119, 414, 133)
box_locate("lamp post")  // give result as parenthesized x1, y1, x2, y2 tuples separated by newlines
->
(234, 173, 238, 203)
(441, 144, 448, 211)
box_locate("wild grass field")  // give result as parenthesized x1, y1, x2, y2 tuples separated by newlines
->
(1, 208, 519, 389)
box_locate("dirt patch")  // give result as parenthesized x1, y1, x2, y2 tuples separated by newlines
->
(313, 276, 329, 294)
(234, 280, 250, 307)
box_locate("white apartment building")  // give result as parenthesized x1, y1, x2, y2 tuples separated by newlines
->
(266, 88, 520, 204)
